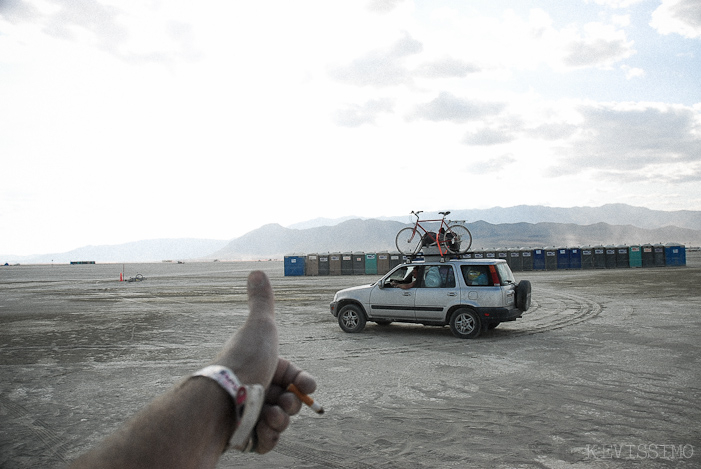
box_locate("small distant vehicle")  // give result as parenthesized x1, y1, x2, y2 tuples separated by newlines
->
(330, 258, 531, 339)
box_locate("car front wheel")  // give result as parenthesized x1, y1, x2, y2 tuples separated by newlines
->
(338, 304, 366, 333)
(449, 308, 481, 339)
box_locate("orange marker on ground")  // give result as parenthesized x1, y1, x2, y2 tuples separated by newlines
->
(287, 383, 324, 414)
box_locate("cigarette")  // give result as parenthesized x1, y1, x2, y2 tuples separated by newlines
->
(287, 383, 325, 414)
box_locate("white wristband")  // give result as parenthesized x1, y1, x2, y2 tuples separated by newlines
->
(192, 365, 265, 452)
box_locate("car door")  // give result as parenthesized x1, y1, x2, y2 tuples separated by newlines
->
(368, 265, 419, 320)
(414, 264, 459, 321)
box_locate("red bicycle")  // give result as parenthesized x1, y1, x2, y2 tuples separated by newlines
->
(395, 211, 472, 256)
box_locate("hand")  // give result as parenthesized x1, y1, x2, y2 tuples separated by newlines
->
(213, 271, 317, 454)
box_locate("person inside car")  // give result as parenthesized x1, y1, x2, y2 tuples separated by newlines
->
(390, 267, 420, 289)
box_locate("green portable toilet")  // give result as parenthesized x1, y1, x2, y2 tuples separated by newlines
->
(365, 253, 377, 275)
(329, 253, 342, 275)
(306, 253, 319, 276)
(318, 254, 330, 275)
(352, 252, 365, 275)
(629, 245, 642, 268)
(485, 250, 497, 261)
(473, 250, 485, 260)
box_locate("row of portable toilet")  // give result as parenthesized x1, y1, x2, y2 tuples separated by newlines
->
(284, 252, 405, 276)
(460, 244, 686, 271)
(284, 244, 687, 276)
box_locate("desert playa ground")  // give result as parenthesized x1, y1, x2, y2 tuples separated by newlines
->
(1, 254, 700, 468)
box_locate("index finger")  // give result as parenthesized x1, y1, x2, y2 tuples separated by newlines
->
(273, 358, 317, 395)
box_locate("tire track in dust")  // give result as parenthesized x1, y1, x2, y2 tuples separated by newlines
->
(0, 396, 70, 464)
(495, 287, 602, 337)
(274, 441, 380, 469)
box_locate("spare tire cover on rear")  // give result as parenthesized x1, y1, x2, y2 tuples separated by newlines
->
(516, 280, 531, 311)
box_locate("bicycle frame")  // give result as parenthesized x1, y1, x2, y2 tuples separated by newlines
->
(407, 211, 453, 256)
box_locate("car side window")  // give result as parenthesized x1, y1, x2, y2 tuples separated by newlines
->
(423, 266, 442, 288)
(422, 266, 456, 288)
(461, 265, 491, 286)
(388, 267, 409, 282)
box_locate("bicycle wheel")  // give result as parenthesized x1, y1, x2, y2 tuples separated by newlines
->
(395, 227, 422, 255)
(446, 224, 472, 254)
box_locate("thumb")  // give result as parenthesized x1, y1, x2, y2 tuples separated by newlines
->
(214, 271, 279, 387)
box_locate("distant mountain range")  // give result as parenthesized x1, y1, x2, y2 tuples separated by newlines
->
(3, 204, 700, 263)
(2, 239, 228, 265)
(289, 204, 701, 231)
(210, 219, 701, 260)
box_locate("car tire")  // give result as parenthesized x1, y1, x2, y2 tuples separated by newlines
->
(338, 304, 366, 333)
(516, 280, 531, 311)
(449, 308, 481, 339)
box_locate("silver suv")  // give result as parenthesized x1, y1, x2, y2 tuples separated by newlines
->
(330, 259, 531, 339)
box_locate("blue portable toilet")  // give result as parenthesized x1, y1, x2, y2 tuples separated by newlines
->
(665, 243, 686, 266)
(284, 255, 306, 276)
(533, 249, 546, 270)
(557, 248, 570, 269)
(569, 248, 582, 269)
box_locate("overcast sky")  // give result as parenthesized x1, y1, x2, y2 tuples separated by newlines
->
(1, 0, 700, 255)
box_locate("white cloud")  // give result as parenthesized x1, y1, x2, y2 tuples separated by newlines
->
(651, 0, 701, 38)
(622, 64, 645, 79)
(548, 102, 701, 180)
(1, 1, 700, 255)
